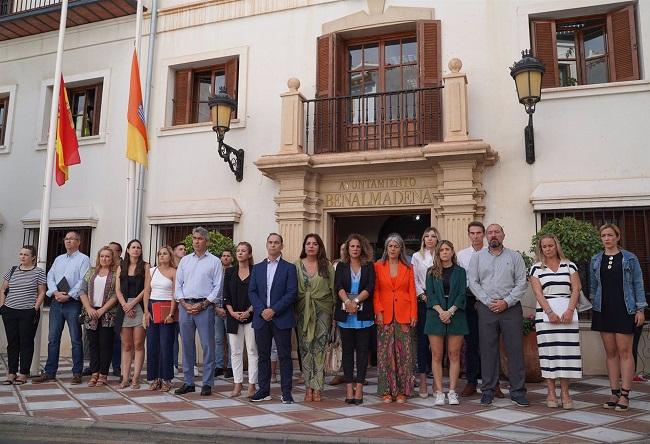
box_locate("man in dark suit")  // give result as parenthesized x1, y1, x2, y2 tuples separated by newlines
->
(249, 233, 297, 403)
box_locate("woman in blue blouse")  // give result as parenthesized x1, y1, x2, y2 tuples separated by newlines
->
(334, 234, 375, 405)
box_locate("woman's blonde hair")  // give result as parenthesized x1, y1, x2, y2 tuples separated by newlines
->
(418, 227, 441, 259)
(157, 245, 177, 269)
(95, 246, 119, 272)
(533, 234, 567, 267)
(428, 240, 457, 278)
(599, 223, 621, 239)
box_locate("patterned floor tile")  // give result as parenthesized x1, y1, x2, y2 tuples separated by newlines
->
(312, 417, 378, 433)
(592, 387, 645, 399)
(580, 378, 612, 387)
(193, 398, 244, 409)
(91, 404, 146, 415)
(325, 405, 382, 416)
(0, 396, 18, 405)
(613, 418, 650, 434)
(256, 402, 312, 413)
(31, 408, 88, 419)
(101, 413, 165, 424)
(393, 421, 463, 438)
(438, 414, 505, 431)
(129, 394, 178, 404)
(476, 408, 538, 423)
(521, 417, 587, 432)
(481, 424, 555, 442)
(571, 426, 645, 442)
(399, 407, 456, 420)
(159, 409, 217, 421)
(75, 391, 122, 400)
(553, 410, 619, 425)
(26, 400, 80, 410)
(231, 413, 294, 428)
(17, 388, 66, 397)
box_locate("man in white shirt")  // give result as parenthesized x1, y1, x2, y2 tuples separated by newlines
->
(457, 221, 489, 398)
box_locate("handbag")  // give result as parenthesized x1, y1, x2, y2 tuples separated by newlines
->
(3, 266, 17, 296)
(324, 325, 342, 376)
(577, 290, 592, 312)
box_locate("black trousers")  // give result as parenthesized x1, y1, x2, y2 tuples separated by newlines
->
(464, 293, 481, 385)
(416, 300, 431, 374)
(255, 321, 293, 397)
(87, 324, 114, 375)
(1, 306, 39, 375)
(340, 326, 372, 384)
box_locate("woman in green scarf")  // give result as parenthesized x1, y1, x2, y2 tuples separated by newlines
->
(295, 233, 336, 402)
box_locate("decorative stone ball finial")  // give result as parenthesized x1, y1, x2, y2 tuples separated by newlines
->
(287, 78, 301, 91)
(448, 58, 462, 73)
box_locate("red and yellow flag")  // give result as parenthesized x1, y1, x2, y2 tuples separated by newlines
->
(126, 49, 148, 166)
(55, 74, 80, 186)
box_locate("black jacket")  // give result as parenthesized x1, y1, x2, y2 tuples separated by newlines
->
(334, 262, 375, 322)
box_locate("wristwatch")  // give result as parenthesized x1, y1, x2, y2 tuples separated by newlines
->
(353, 297, 360, 305)
(201, 300, 211, 310)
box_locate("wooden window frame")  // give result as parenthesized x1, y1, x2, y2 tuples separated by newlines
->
(555, 16, 609, 86)
(0, 95, 8, 146)
(66, 82, 102, 137)
(172, 57, 238, 126)
(531, 5, 639, 88)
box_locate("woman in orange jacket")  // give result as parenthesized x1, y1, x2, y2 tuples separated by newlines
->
(373, 233, 417, 403)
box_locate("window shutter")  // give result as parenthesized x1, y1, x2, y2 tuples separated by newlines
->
(316, 34, 333, 98)
(417, 20, 441, 144)
(531, 20, 559, 88)
(173, 69, 191, 126)
(225, 57, 239, 118)
(315, 34, 335, 153)
(607, 5, 639, 82)
(93, 83, 103, 136)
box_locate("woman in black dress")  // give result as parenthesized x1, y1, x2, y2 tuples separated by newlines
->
(591, 223, 646, 411)
(224, 242, 257, 398)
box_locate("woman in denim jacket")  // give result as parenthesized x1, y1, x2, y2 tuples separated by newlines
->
(590, 223, 646, 411)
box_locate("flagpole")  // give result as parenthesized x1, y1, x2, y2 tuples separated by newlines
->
(126, 0, 144, 243)
(33, 0, 70, 376)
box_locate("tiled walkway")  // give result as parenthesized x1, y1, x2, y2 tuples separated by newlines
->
(1, 355, 650, 442)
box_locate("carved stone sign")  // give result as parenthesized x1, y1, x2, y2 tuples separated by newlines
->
(322, 175, 436, 209)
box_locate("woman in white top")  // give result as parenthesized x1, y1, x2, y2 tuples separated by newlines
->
(410, 226, 440, 398)
(529, 234, 582, 409)
(143, 246, 177, 392)
(79, 246, 120, 387)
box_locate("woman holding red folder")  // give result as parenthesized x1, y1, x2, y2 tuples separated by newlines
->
(143, 245, 177, 392)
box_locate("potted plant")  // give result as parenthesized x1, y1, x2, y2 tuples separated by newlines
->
(182, 230, 235, 257)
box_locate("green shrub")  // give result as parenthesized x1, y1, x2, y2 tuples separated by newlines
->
(530, 217, 601, 263)
(183, 230, 235, 257)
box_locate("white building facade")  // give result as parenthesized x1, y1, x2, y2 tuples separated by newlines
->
(0, 0, 649, 374)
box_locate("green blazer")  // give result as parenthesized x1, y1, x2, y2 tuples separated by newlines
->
(423, 265, 469, 336)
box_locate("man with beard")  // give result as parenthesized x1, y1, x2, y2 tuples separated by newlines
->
(468, 224, 529, 407)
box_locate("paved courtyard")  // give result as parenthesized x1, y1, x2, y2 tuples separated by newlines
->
(1, 355, 649, 443)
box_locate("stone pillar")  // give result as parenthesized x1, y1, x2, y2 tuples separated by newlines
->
(436, 160, 481, 250)
(443, 58, 469, 142)
(279, 78, 305, 154)
(273, 170, 321, 262)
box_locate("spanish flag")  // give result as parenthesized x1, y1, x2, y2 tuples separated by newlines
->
(126, 49, 148, 166)
(55, 75, 80, 186)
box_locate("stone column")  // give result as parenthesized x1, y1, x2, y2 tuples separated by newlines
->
(273, 169, 321, 262)
(436, 160, 483, 250)
(443, 58, 469, 142)
(279, 78, 305, 154)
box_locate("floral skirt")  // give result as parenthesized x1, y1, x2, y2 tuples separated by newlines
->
(297, 309, 331, 391)
(377, 319, 414, 397)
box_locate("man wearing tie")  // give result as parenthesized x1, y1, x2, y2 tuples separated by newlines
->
(249, 233, 297, 403)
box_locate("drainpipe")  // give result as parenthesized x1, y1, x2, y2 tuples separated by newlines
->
(134, 0, 158, 240)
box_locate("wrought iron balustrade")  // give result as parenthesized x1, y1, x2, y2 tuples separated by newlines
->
(1, 0, 60, 16)
(304, 86, 442, 154)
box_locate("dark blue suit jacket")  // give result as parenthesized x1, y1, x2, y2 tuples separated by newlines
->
(248, 257, 297, 330)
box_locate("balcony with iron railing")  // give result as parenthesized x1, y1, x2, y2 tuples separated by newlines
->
(0, 0, 139, 41)
(304, 86, 443, 154)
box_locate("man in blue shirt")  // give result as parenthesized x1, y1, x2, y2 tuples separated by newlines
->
(174, 227, 223, 396)
(33, 230, 90, 384)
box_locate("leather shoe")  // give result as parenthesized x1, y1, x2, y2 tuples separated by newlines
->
(174, 384, 196, 395)
(224, 368, 233, 379)
(214, 368, 224, 377)
(71, 374, 82, 385)
(495, 385, 505, 398)
(461, 383, 477, 397)
(31, 372, 54, 384)
(200, 385, 212, 396)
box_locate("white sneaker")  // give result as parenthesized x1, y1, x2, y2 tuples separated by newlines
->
(447, 390, 459, 405)
(434, 391, 445, 406)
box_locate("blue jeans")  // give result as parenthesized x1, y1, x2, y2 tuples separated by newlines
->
(44, 299, 83, 376)
(179, 304, 215, 387)
(214, 314, 230, 369)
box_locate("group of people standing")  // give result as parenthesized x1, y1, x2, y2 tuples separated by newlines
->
(0, 221, 646, 411)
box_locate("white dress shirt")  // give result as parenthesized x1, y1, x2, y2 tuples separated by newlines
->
(457, 245, 486, 286)
(411, 249, 433, 295)
(265, 256, 281, 307)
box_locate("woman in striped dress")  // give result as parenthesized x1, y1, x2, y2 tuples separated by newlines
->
(529, 234, 582, 409)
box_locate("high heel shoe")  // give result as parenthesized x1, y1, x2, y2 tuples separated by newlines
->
(313, 390, 322, 402)
(603, 389, 620, 409)
(614, 388, 631, 411)
(230, 383, 242, 398)
(304, 388, 313, 402)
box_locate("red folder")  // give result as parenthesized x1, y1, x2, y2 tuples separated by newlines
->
(152, 301, 178, 323)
